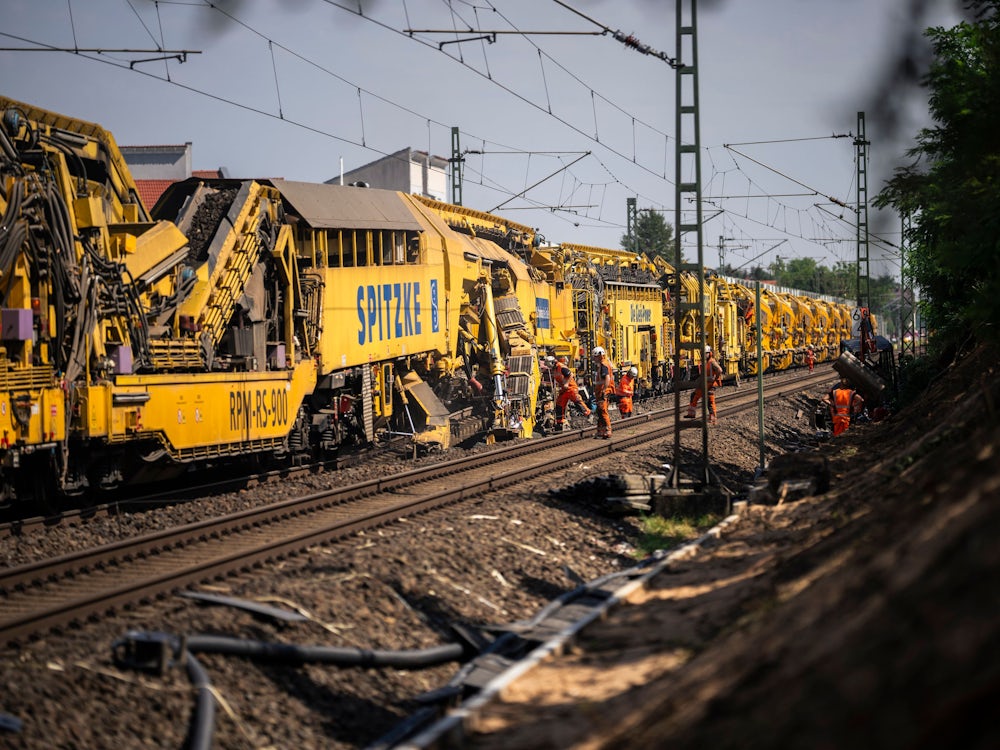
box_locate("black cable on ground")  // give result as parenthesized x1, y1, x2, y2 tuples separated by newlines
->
(111, 632, 216, 750)
(184, 634, 467, 668)
(184, 651, 214, 750)
(113, 630, 471, 749)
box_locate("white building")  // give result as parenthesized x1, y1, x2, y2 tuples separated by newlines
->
(329, 148, 449, 201)
(120, 143, 227, 209)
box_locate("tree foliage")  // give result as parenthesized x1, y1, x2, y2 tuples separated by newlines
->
(719, 257, 857, 297)
(717, 258, 903, 334)
(620, 210, 676, 263)
(874, 0, 1000, 346)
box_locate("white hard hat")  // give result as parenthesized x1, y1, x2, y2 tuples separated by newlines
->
(704, 345, 712, 353)
(592, 346, 605, 356)
(545, 355, 555, 363)
(629, 367, 638, 377)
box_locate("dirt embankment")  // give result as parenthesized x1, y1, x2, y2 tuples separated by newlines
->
(463, 343, 1000, 750)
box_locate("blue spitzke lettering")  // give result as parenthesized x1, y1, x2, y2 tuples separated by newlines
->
(356, 280, 429, 344)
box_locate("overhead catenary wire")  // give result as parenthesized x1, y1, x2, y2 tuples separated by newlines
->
(7, 0, 676, 228)
(6, 1, 883, 268)
(323, 0, 677, 182)
(153, 0, 172, 80)
(123, 0, 162, 47)
(813, 203, 901, 256)
(268, 40, 283, 119)
(708, 142, 884, 262)
(705, 198, 854, 264)
(549, 0, 678, 67)
(491, 152, 590, 212)
(724, 134, 852, 146)
(67, 0, 79, 50)
(157, 0, 671, 214)
(724, 144, 851, 208)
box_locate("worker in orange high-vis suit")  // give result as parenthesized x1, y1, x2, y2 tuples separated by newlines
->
(828, 377, 864, 436)
(616, 366, 637, 418)
(551, 356, 591, 430)
(806, 346, 815, 372)
(686, 346, 724, 424)
(592, 346, 615, 438)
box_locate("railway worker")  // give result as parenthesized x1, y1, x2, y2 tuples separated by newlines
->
(806, 346, 815, 372)
(616, 367, 637, 418)
(592, 346, 615, 438)
(551, 356, 591, 430)
(540, 355, 558, 395)
(828, 377, 864, 437)
(541, 354, 557, 379)
(685, 346, 724, 424)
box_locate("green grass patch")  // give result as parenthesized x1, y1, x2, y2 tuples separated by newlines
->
(634, 512, 722, 558)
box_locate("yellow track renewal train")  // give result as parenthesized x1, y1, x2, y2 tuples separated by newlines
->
(0, 98, 856, 506)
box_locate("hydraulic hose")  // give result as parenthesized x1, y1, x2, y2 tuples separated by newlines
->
(0, 124, 18, 162)
(0, 182, 26, 301)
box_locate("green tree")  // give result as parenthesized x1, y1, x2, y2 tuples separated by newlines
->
(621, 210, 677, 263)
(768, 257, 855, 298)
(874, 1, 1000, 346)
(781, 257, 821, 291)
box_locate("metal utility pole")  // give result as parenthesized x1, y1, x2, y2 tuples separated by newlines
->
(666, 0, 725, 511)
(718, 237, 748, 272)
(450, 127, 463, 206)
(899, 210, 916, 361)
(854, 112, 870, 308)
(854, 111, 874, 359)
(627, 197, 638, 253)
(756, 281, 765, 476)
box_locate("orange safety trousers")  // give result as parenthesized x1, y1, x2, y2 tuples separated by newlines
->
(616, 378, 635, 417)
(555, 387, 589, 423)
(689, 387, 717, 417)
(596, 397, 611, 436)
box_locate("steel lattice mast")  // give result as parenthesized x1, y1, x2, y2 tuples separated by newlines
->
(670, 0, 718, 492)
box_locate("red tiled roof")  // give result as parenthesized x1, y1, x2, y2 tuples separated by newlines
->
(135, 179, 174, 211)
(136, 170, 225, 211)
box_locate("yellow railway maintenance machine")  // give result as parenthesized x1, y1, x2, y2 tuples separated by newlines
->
(0, 98, 317, 502)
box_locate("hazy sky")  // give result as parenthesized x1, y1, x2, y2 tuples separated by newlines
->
(0, 0, 963, 275)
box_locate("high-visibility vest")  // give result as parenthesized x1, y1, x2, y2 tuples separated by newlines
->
(553, 366, 578, 392)
(830, 388, 857, 419)
(707, 357, 723, 388)
(596, 355, 616, 395)
(616, 374, 635, 398)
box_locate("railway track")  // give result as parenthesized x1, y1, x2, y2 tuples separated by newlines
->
(0, 369, 832, 646)
(0, 439, 404, 529)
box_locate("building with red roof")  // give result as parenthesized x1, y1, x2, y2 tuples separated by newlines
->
(120, 143, 227, 212)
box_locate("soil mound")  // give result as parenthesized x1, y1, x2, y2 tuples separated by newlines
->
(464, 343, 1000, 750)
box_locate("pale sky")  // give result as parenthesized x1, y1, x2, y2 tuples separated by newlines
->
(0, 0, 964, 276)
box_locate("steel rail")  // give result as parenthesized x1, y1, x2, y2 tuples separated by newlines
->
(0, 369, 831, 645)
